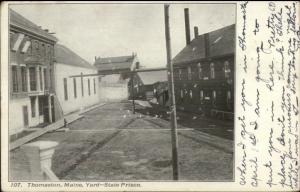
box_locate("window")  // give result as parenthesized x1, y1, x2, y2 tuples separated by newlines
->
(49, 69, 53, 90)
(29, 67, 37, 91)
(44, 68, 48, 90)
(189, 89, 193, 99)
(88, 79, 91, 96)
(227, 90, 231, 101)
(212, 90, 217, 106)
(93, 78, 96, 94)
(81, 73, 84, 97)
(224, 61, 231, 79)
(179, 69, 182, 80)
(39, 67, 43, 90)
(180, 89, 184, 99)
(12, 66, 18, 92)
(73, 78, 77, 98)
(200, 90, 204, 104)
(64, 78, 68, 100)
(210, 63, 215, 79)
(198, 63, 203, 79)
(34, 40, 39, 55)
(21, 41, 31, 53)
(21, 67, 27, 92)
(30, 97, 36, 117)
(187, 66, 192, 80)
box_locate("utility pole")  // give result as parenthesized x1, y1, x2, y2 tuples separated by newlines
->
(131, 73, 135, 114)
(164, 4, 179, 180)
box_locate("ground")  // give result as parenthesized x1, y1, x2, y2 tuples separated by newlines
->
(9, 101, 233, 181)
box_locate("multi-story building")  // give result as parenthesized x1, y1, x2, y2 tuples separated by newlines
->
(9, 9, 58, 135)
(172, 9, 235, 118)
(94, 53, 139, 101)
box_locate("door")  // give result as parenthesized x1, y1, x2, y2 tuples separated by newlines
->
(43, 96, 49, 123)
(23, 106, 29, 127)
(51, 96, 55, 122)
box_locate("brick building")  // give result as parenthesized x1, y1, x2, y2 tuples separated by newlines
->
(9, 9, 58, 135)
(173, 9, 234, 118)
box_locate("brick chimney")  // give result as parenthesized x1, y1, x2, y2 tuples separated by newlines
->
(184, 8, 191, 45)
(194, 26, 199, 39)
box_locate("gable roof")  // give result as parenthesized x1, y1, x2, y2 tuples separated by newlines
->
(137, 70, 168, 85)
(9, 8, 58, 42)
(55, 44, 95, 69)
(173, 24, 235, 65)
(94, 55, 136, 72)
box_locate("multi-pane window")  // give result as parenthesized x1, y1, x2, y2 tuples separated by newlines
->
(73, 78, 77, 98)
(224, 61, 231, 79)
(88, 79, 91, 96)
(29, 67, 37, 91)
(187, 66, 192, 80)
(63, 78, 68, 100)
(93, 78, 96, 94)
(21, 67, 27, 92)
(210, 63, 215, 79)
(197, 63, 203, 79)
(12, 66, 18, 92)
(30, 97, 36, 117)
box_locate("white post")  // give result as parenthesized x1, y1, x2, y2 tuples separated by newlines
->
(48, 95, 53, 123)
(36, 67, 40, 91)
(21, 141, 59, 180)
(27, 67, 30, 92)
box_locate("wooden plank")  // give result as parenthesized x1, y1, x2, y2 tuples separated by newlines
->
(10, 114, 82, 151)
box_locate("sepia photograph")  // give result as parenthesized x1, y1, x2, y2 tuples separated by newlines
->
(7, 2, 236, 182)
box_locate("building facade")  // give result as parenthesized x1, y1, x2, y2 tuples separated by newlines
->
(172, 9, 234, 119)
(130, 70, 168, 101)
(9, 9, 58, 135)
(54, 44, 100, 115)
(94, 54, 139, 101)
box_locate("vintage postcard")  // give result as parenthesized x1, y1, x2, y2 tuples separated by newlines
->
(1, 1, 299, 191)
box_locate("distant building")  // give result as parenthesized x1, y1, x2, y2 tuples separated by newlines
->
(130, 70, 168, 101)
(9, 9, 58, 135)
(173, 9, 234, 118)
(54, 44, 100, 115)
(94, 53, 139, 101)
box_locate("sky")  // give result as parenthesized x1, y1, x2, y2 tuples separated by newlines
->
(10, 3, 235, 68)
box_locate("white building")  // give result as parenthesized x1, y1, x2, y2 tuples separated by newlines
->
(54, 44, 100, 115)
(94, 54, 139, 102)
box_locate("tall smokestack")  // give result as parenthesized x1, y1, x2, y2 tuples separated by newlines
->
(194, 26, 199, 38)
(184, 8, 191, 45)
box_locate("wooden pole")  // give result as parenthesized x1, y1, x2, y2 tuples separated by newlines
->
(131, 73, 135, 114)
(164, 4, 179, 180)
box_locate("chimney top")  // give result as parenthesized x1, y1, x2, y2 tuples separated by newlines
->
(194, 26, 199, 39)
(184, 8, 191, 45)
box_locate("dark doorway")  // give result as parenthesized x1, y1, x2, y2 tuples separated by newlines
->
(22, 105, 29, 127)
(43, 96, 50, 123)
(51, 96, 55, 122)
